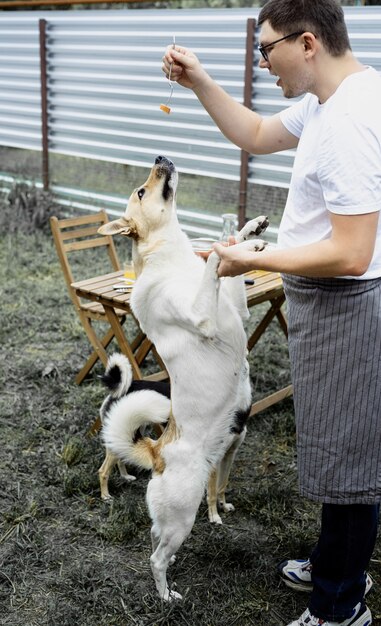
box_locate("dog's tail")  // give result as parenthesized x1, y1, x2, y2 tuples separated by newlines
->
(101, 353, 133, 399)
(101, 390, 171, 471)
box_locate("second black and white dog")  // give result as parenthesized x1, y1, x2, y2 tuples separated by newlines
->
(99, 353, 249, 527)
(98, 353, 170, 501)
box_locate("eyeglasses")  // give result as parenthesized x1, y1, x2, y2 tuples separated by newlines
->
(258, 31, 305, 63)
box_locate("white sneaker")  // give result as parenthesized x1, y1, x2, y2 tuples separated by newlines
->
(287, 602, 372, 626)
(278, 558, 373, 596)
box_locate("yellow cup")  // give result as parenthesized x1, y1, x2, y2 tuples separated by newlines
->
(123, 263, 135, 281)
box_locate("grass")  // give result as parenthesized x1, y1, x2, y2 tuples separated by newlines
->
(0, 199, 380, 626)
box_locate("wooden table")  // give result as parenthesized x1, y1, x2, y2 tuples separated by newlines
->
(72, 269, 292, 416)
(244, 271, 292, 416)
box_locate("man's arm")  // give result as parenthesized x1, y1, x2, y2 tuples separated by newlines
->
(213, 212, 379, 278)
(162, 46, 298, 155)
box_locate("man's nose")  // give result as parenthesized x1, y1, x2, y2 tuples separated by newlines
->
(258, 56, 270, 69)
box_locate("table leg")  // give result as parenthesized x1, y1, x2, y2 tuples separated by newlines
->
(247, 295, 286, 351)
(247, 293, 292, 416)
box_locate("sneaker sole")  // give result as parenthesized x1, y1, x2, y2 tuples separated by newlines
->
(352, 607, 372, 626)
(281, 575, 373, 596)
(282, 577, 312, 592)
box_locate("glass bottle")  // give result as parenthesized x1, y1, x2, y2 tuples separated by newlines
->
(220, 213, 238, 241)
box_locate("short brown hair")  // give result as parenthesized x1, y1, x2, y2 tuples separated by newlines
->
(258, 0, 351, 57)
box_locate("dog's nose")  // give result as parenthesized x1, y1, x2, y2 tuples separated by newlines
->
(155, 155, 174, 168)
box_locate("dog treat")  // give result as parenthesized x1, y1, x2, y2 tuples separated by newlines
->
(159, 104, 171, 114)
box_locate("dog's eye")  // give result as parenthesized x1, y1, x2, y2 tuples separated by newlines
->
(137, 188, 145, 200)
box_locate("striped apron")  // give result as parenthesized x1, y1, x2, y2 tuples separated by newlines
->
(282, 274, 381, 504)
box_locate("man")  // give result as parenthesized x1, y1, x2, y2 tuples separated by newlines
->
(162, 1, 381, 625)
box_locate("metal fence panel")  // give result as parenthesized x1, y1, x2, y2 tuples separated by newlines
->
(43, 9, 255, 181)
(0, 6, 381, 227)
(0, 15, 42, 151)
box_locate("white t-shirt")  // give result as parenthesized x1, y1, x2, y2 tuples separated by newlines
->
(278, 67, 381, 279)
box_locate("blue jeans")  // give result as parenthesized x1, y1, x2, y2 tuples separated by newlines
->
(309, 503, 380, 622)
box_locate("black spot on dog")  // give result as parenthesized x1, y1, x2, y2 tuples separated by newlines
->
(230, 407, 250, 434)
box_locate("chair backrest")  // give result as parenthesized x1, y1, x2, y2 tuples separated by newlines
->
(50, 210, 121, 311)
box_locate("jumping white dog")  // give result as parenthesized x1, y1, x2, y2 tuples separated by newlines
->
(98, 156, 268, 601)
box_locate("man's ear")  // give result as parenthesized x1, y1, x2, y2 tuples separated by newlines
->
(302, 31, 318, 59)
(98, 217, 131, 236)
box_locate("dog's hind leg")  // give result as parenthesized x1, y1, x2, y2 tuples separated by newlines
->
(151, 523, 176, 567)
(117, 460, 137, 483)
(207, 468, 223, 525)
(216, 428, 246, 514)
(151, 522, 161, 554)
(148, 481, 201, 600)
(150, 525, 193, 601)
(98, 448, 136, 501)
(207, 428, 246, 523)
(99, 449, 118, 501)
(147, 464, 205, 600)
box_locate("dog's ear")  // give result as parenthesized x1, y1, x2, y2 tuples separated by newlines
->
(98, 218, 132, 236)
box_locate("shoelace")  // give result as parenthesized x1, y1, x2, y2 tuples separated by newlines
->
(297, 609, 326, 625)
(301, 561, 313, 573)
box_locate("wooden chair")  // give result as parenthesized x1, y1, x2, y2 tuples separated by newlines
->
(50, 210, 127, 384)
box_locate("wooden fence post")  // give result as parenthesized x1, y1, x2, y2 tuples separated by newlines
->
(39, 18, 49, 191)
(238, 17, 256, 229)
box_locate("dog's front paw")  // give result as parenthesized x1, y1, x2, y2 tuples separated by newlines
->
(238, 239, 268, 253)
(236, 216, 269, 242)
(252, 239, 267, 252)
(206, 250, 221, 277)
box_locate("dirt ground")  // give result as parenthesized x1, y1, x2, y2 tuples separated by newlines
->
(0, 198, 380, 626)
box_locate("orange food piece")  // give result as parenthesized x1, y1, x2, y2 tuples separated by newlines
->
(160, 104, 171, 114)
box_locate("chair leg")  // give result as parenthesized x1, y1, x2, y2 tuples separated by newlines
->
(130, 329, 147, 353)
(129, 315, 167, 376)
(134, 337, 167, 374)
(103, 305, 144, 379)
(151, 345, 167, 373)
(134, 336, 154, 364)
(249, 384, 293, 417)
(75, 325, 115, 385)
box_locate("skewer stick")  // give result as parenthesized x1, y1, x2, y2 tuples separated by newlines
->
(160, 35, 176, 114)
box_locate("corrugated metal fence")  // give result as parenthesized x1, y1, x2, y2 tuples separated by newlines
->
(0, 6, 381, 234)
